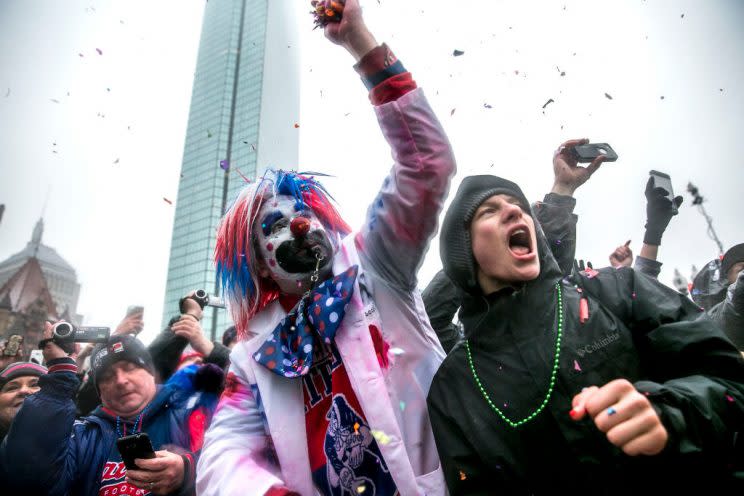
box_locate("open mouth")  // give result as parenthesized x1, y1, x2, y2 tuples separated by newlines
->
(276, 231, 333, 273)
(508, 225, 533, 258)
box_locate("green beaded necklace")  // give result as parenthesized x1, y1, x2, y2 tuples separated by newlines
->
(465, 282, 563, 428)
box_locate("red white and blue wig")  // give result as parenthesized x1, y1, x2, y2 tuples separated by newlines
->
(215, 169, 351, 339)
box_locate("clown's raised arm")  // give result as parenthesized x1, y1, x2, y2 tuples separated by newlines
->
(197, 2, 456, 495)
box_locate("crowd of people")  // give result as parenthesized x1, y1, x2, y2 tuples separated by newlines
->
(1, 1, 742, 494)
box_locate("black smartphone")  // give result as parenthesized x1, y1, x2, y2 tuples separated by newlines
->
(571, 143, 618, 163)
(116, 433, 156, 470)
(649, 170, 675, 202)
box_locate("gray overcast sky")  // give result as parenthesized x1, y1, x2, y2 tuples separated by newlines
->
(1, 0, 742, 344)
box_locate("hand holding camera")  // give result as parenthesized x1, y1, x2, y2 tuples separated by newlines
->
(40, 322, 70, 362)
(552, 138, 608, 196)
(39, 321, 111, 357)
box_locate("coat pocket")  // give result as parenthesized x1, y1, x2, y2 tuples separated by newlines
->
(415, 463, 448, 495)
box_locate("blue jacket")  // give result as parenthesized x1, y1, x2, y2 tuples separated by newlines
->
(0, 364, 213, 496)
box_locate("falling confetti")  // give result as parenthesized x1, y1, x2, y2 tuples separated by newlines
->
(370, 429, 391, 445)
(96, 48, 103, 55)
(680, 13, 685, 18)
(483, 103, 492, 109)
(542, 98, 555, 109)
(294, 123, 300, 128)
(356, 485, 366, 494)
(207, 130, 213, 138)
(219, 159, 230, 171)
(50, 98, 60, 104)
(560, 71, 566, 76)
(660, 96, 665, 100)
(163, 197, 173, 205)
(353, 422, 360, 434)
(574, 360, 582, 372)
(459, 470, 467, 481)
(399, 401, 406, 412)
(450, 108, 456, 116)
(604, 92, 613, 100)
(234, 167, 251, 183)
(113, 158, 119, 164)
(78, 53, 84, 57)
(390, 347, 405, 356)
(725, 394, 735, 403)
(452, 49, 465, 57)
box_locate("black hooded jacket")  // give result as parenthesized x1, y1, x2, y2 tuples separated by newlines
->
(428, 176, 744, 494)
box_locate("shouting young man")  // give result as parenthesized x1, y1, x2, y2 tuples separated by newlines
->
(196, 1, 456, 495)
(428, 174, 744, 494)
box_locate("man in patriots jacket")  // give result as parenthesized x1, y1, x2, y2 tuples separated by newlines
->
(196, 1, 456, 495)
(0, 325, 214, 496)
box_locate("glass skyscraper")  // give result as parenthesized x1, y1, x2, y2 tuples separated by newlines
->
(162, 0, 299, 339)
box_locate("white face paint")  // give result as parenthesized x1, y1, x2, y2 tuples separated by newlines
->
(255, 195, 334, 294)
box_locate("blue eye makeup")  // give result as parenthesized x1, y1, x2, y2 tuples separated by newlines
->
(261, 211, 284, 236)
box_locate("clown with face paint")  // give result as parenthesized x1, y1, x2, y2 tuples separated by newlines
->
(197, 1, 456, 495)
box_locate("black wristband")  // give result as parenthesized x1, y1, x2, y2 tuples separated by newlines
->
(362, 59, 406, 90)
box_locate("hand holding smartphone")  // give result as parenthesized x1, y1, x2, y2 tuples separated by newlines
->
(116, 433, 156, 470)
(571, 143, 618, 163)
(116, 306, 144, 335)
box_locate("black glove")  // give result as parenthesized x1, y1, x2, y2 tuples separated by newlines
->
(643, 177, 683, 245)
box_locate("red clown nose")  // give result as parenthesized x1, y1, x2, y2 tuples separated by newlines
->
(290, 216, 311, 237)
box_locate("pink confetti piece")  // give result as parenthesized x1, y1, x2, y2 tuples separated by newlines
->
(585, 268, 599, 278)
(234, 167, 251, 183)
(725, 394, 735, 403)
(573, 360, 582, 372)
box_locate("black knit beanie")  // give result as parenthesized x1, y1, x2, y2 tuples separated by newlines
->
(440, 175, 531, 294)
(90, 335, 154, 390)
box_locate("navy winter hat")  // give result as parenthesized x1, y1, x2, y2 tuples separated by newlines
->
(90, 335, 154, 389)
(0, 361, 47, 388)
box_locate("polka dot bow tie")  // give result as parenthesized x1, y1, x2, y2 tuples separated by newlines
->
(254, 265, 359, 377)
